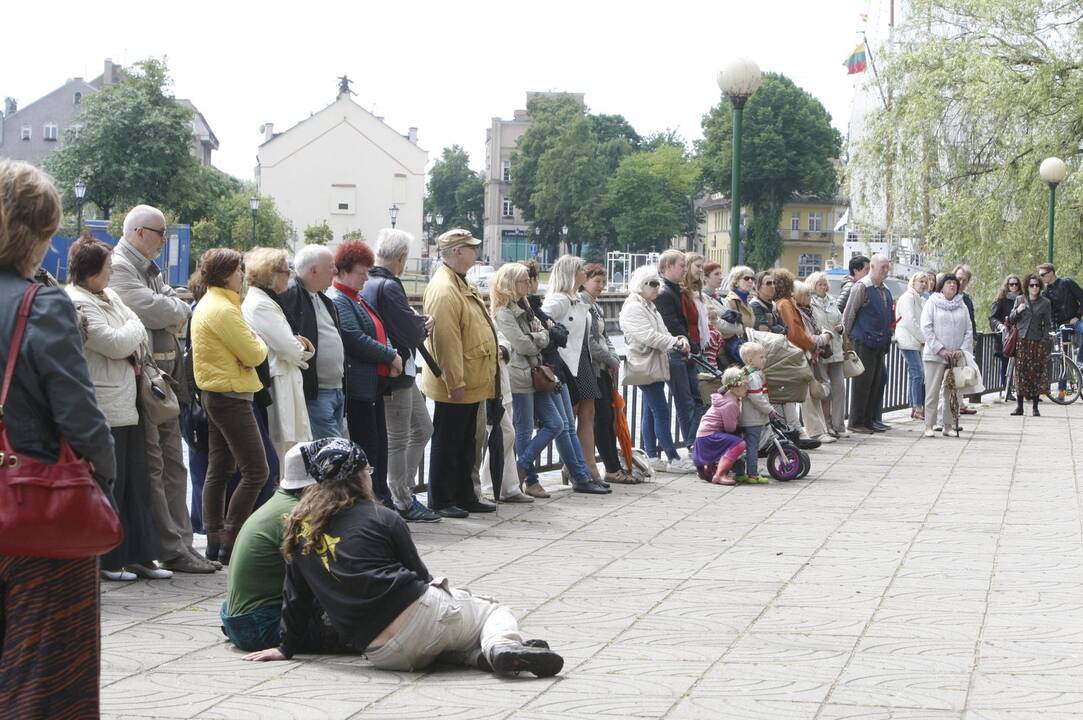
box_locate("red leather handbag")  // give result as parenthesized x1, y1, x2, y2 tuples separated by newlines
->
(0, 284, 122, 558)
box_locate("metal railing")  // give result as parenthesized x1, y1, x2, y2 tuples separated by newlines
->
(416, 332, 1006, 478)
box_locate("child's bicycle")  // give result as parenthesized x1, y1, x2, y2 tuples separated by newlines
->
(688, 354, 810, 482)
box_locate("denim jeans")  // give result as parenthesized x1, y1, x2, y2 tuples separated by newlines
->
(647, 353, 702, 449)
(219, 601, 339, 653)
(552, 384, 592, 483)
(900, 349, 925, 408)
(307, 388, 346, 440)
(512, 391, 563, 486)
(741, 424, 764, 477)
(639, 381, 679, 461)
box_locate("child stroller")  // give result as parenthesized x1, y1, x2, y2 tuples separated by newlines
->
(690, 354, 810, 482)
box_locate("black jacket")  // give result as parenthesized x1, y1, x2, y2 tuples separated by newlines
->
(0, 269, 116, 500)
(1043, 277, 1083, 326)
(280, 278, 343, 401)
(961, 292, 977, 336)
(278, 501, 431, 658)
(362, 266, 427, 391)
(654, 277, 693, 351)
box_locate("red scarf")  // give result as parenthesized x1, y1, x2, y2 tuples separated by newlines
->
(333, 281, 391, 377)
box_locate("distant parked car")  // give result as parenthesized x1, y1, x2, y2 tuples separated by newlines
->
(467, 264, 496, 288)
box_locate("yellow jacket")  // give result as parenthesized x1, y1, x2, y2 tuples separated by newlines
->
(192, 286, 268, 393)
(421, 264, 498, 404)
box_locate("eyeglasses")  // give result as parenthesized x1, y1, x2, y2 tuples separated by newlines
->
(1028, 283, 1041, 288)
(1039, 270, 1051, 277)
(762, 280, 775, 286)
(741, 276, 755, 282)
(1007, 281, 1020, 287)
(140, 226, 166, 237)
(646, 280, 661, 287)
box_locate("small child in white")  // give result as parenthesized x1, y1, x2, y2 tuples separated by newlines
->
(692, 366, 749, 486)
(737, 342, 773, 484)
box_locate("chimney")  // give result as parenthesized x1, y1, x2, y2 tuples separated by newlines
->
(103, 58, 115, 86)
(4, 97, 16, 116)
(259, 123, 274, 142)
(407, 127, 418, 144)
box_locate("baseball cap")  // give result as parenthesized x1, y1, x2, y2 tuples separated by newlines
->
(437, 228, 482, 251)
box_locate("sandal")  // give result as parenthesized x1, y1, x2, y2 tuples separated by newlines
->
(606, 470, 643, 485)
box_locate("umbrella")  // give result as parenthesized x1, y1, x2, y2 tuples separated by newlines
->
(485, 399, 505, 500)
(612, 381, 635, 471)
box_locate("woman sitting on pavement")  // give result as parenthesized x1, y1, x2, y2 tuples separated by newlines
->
(619, 264, 695, 474)
(920, 274, 974, 437)
(66, 235, 167, 581)
(1009, 273, 1053, 417)
(692, 366, 749, 486)
(242, 439, 564, 678)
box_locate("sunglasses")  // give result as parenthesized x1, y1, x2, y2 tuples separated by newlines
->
(1007, 281, 1020, 287)
(1029, 283, 1041, 288)
(646, 280, 661, 288)
(762, 280, 775, 286)
(1039, 270, 1051, 276)
(742, 276, 755, 282)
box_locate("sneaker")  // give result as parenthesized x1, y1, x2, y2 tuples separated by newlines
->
(126, 563, 174, 580)
(932, 425, 944, 432)
(922, 429, 936, 438)
(101, 569, 137, 581)
(649, 456, 669, 472)
(817, 434, 837, 444)
(665, 458, 697, 474)
(399, 498, 442, 523)
(743, 474, 770, 484)
(489, 643, 564, 678)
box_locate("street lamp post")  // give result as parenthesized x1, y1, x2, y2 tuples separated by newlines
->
(74, 180, 87, 237)
(389, 203, 400, 229)
(717, 58, 762, 269)
(249, 196, 260, 249)
(561, 224, 569, 255)
(1040, 157, 1068, 264)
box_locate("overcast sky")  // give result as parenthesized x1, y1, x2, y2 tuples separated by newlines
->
(5, 0, 880, 182)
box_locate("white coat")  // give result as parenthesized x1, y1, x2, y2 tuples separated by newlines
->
(619, 292, 678, 384)
(66, 285, 147, 428)
(542, 292, 590, 378)
(895, 288, 926, 351)
(242, 286, 314, 444)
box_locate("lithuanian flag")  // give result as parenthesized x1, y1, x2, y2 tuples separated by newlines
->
(844, 44, 867, 74)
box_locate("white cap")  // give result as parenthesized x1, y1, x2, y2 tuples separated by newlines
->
(279, 443, 314, 490)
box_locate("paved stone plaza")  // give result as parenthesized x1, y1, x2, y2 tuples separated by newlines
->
(101, 399, 1083, 719)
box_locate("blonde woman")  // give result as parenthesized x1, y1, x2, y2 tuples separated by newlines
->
(492, 263, 605, 495)
(895, 271, 929, 420)
(681, 253, 711, 356)
(543, 255, 609, 491)
(242, 248, 314, 468)
(807, 271, 846, 436)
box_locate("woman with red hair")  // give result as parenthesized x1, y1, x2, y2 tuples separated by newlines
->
(329, 241, 403, 507)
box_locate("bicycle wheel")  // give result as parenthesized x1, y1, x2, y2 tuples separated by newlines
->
(1045, 353, 1082, 405)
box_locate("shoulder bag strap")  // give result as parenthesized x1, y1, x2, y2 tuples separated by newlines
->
(0, 283, 42, 413)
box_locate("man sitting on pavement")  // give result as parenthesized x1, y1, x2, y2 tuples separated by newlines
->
(220, 441, 342, 652)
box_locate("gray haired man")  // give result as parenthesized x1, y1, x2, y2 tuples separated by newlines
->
(110, 204, 217, 573)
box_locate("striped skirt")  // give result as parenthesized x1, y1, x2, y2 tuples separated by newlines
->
(0, 555, 100, 719)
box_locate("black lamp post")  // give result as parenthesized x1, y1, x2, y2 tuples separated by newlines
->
(249, 196, 260, 249)
(389, 203, 400, 229)
(74, 180, 87, 236)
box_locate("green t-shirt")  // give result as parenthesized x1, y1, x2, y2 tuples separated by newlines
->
(225, 490, 298, 616)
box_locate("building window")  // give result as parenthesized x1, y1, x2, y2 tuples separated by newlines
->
(43, 123, 58, 141)
(501, 160, 511, 183)
(20, 125, 31, 141)
(74, 92, 82, 105)
(502, 198, 514, 217)
(798, 253, 823, 276)
(808, 212, 822, 232)
(791, 212, 801, 231)
(330, 184, 356, 215)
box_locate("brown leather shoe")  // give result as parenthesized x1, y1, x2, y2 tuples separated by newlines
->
(524, 483, 550, 499)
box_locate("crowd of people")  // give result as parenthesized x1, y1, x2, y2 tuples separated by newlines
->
(3, 158, 1078, 716)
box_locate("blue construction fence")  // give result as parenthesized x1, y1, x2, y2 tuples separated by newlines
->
(45, 219, 191, 287)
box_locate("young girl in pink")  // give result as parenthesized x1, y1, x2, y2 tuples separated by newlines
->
(692, 366, 748, 485)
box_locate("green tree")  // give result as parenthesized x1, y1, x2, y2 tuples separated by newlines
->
(605, 146, 700, 253)
(190, 190, 292, 268)
(45, 58, 194, 219)
(853, 0, 1083, 306)
(165, 163, 244, 225)
(303, 221, 334, 244)
(341, 229, 366, 242)
(426, 146, 484, 237)
(699, 73, 841, 269)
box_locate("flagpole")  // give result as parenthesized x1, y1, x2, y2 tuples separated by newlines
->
(863, 34, 889, 109)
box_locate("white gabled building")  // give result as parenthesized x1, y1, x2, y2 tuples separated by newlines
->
(257, 82, 427, 255)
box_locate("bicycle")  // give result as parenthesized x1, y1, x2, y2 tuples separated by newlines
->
(1006, 325, 1082, 405)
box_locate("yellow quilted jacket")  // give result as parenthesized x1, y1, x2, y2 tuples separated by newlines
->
(191, 286, 268, 393)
